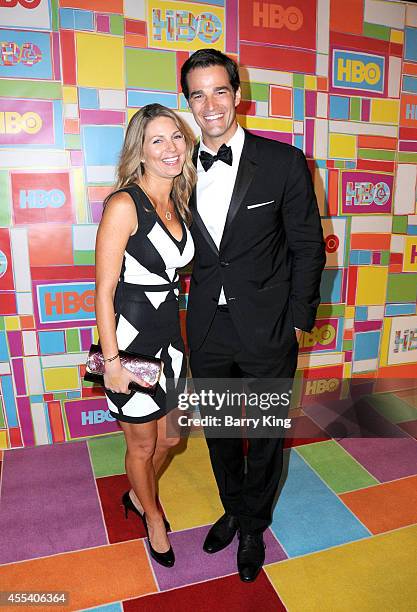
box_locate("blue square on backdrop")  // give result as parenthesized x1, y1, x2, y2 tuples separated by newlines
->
(294, 135, 304, 150)
(82, 126, 124, 166)
(59, 8, 74, 29)
(403, 75, 417, 94)
(320, 268, 343, 303)
(354, 331, 380, 361)
(0, 331, 8, 361)
(293, 88, 304, 121)
(350, 251, 360, 265)
(74, 9, 94, 31)
(79, 88, 99, 109)
(355, 306, 368, 321)
(67, 391, 81, 398)
(39, 331, 65, 355)
(405, 27, 417, 62)
(358, 250, 372, 264)
(329, 96, 350, 120)
(30, 395, 44, 403)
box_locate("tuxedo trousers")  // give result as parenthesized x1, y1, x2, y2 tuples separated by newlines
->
(189, 307, 299, 535)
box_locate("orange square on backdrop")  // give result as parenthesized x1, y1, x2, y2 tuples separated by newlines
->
(28, 225, 73, 267)
(64, 119, 80, 134)
(330, 0, 363, 34)
(20, 316, 35, 329)
(270, 87, 293, 117)
(317, 77, 328, 91)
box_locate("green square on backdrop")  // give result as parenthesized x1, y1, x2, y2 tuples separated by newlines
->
(392, 216, 408, 234)
(386, 273, 417, 302)
(110, 14, 124, 36)
(126, 48, 177, 91)
(380, 251, 390, 265)
(293, 74, 304, 88)
(241, 81, 269, 102)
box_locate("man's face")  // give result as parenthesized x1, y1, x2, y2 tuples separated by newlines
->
(186, 64, 241, 149)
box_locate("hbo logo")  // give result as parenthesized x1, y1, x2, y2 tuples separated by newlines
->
(337, 58, 381, 85)
(0, 111, 42, 134)
(19, 189, 66, 209)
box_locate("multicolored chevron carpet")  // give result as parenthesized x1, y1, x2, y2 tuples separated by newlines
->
(1, 390, 417, 611)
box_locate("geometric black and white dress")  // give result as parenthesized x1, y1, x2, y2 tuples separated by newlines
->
(104, 184, 194, 423)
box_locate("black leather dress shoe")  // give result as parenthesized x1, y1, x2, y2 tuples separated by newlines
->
(203, 513, 239, 554)
(237, 533, 266, 582)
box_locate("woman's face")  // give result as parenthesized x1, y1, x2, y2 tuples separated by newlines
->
(141, 116, 187, 181)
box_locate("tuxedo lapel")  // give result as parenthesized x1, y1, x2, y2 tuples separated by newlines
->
(190, 145, 219, 256)
(221, 131, 257, 247)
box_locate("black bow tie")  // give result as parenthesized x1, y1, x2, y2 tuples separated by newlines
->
(199, 143, 233, 172)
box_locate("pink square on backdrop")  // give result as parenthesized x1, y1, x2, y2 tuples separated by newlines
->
(96, 14, 110, 33)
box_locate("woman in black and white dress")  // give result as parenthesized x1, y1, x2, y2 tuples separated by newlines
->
(95, 104, 196, 567)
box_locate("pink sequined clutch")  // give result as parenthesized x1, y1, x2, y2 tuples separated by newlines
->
(84, 344, 162, 395)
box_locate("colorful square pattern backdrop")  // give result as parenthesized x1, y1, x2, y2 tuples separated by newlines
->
(0, 0, 416, 449)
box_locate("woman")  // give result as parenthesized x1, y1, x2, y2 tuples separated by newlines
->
(95, 104, 196, 567)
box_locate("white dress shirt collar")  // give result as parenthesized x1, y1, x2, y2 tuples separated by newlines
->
(199, 123, 245, 163)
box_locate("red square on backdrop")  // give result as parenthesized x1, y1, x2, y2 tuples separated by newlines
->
(0, 292, 17, 315)
(28, 225, 73, 266)
(11, 172, 74, 225)
(270, 87, 293, 117)
(240, 0, 317, 51)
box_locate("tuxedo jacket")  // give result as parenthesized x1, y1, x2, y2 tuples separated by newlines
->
(187, 129, 326, 356)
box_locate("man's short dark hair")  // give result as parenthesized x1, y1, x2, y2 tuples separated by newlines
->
(180, 48, 240, 100)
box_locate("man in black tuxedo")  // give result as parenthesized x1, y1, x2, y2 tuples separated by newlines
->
(181, 49, 325, 582)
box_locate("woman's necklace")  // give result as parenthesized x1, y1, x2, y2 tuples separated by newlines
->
(139, 182, 173, 221)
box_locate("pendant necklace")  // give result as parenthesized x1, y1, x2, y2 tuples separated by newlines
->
(140, 182, 173, 221)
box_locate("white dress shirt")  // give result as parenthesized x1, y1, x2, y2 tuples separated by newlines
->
(196, 124, 245, 305)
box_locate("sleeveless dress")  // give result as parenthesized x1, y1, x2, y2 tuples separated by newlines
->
(104, 184, 194, 423)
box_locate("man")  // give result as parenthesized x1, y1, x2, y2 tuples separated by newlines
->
(181, 49, 325, 582)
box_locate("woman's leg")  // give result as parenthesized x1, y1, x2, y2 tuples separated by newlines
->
(119, 419, 170, 553)
(129, 411, 181, 511)
(153, 410, 181, 475)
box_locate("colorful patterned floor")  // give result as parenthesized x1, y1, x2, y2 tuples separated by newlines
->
(1, 398, 417, 612)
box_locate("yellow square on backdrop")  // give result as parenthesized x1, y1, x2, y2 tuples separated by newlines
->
(345, 306, 355, 319)
(72, 167, 87, 223)
(304, 75, 317, 90)
(356, 266, 388, 305)
(390, 30, 404, 43)
(5, 317, 20, 331)
(0, 430, 9, 450)
(76, 33, 124, 89)
(379, 317, 392, 367)
(329, 134, 356, 159)
(127, 108, 139, 123)
(370, 99, 400, 124)
(62, 86, 78, 104)
(44, 367, 79, 391)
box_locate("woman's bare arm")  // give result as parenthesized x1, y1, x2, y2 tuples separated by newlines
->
(94, 192, 138, 393)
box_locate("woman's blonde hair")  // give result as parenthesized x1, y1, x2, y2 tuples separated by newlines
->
(104, 104, 196, 225)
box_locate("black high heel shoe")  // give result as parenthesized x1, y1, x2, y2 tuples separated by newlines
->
(121, 491, 171, 532)
(141, 512, 175, 568)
